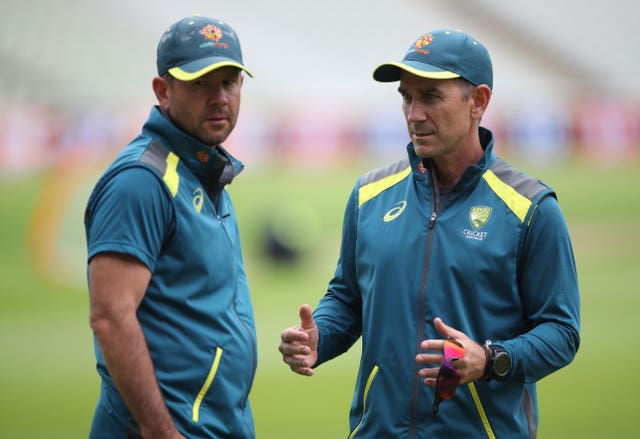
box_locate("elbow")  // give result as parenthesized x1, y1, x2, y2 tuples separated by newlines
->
(90, 308, 111, 339)
(567, 325, 581, 362)
(90, 305, 128, 341)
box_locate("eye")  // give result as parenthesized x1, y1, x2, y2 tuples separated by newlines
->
(423, 90, 441, 101)
(398, 90, 412, 104)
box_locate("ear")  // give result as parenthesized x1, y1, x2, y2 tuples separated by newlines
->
(152, 76, 170, 111)
(471, 84, 491, 120)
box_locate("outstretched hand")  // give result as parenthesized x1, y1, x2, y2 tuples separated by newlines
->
(278, 304, 319, 376)
(415, 317, 487, 386)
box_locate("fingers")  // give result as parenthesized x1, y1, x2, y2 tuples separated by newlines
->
(280, 327, 310, 344)
(290, 365, 315, 376)
(279, 305, 319, 376)
(418, 338, 446, 352)
(434, 317, 460, 339)
(279, 332, 316, 376)
(417, 367, 439, 386)
(281, 351, 315, 376)
(416, 318, 489, 384)
(415, 352, 443, 365)
(299, 304, 315, 330)
(279, 329, 311, 354)
(416, 318, 464, 385)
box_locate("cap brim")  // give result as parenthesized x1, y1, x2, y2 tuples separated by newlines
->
(373, 61, 460, 82)
(168, 57, 253, 81)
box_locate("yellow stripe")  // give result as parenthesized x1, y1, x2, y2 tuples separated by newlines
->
(468, 382, 496, 439)
(192, 347, 223, 422)
(348, 365, 379, 439)
(482, 170, 531, 222)
(358, 166, 411, 207)
(527, 203, 540, 227)
(377, 62, 461, 80)
(168, 62, 254, 81)
(163, 152, 180, 197)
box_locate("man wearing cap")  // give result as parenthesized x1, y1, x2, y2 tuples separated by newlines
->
(279, 29, 580, 437)
(85, 15, 256, 438)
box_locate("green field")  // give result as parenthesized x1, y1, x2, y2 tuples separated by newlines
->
(1, 156, 639, 438)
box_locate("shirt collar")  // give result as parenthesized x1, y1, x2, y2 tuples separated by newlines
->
(407, 127, 496, 185)
(142, 106, 244, 187)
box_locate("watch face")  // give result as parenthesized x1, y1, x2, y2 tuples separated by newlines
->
(494, 351, 510, 376)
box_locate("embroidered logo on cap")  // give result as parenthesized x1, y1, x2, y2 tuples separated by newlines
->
(415, 34, 433, 54)
(200, 24, 222, 42)
(199, 23, 229, 49)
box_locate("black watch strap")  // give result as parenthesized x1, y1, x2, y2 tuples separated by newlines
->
(481, 341, 511, 381)
(481, 341, 494, 381)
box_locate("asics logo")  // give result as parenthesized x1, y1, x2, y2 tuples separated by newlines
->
(193, 188, 204, 213)
(383, 201, 407, 222)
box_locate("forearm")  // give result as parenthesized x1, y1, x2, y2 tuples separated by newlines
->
(93, 313, 179, 438)
(499, 319, 580, 383)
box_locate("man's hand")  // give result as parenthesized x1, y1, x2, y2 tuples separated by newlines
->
(415, 317, 487, 386)
(279, 304, 319, 376)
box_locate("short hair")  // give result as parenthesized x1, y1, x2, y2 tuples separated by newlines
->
(456, 77, 477, 100)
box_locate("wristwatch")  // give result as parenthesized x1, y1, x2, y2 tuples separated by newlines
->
(482, 341, 511, 381)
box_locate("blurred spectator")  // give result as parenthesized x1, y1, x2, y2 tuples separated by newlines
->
(0, 105, 54, 173)
(508, 100, 571, 164)
(260, 201, 321, 265)
(573, 97, 640, 162)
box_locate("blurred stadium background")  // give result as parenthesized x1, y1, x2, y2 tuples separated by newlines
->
(1, 0, 639, 437)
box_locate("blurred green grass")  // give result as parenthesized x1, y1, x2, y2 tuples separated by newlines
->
(1, 156, 639, 438)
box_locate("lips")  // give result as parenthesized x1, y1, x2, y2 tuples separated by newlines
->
(411, 124, 434, 138)
(413, 131, 433, 139)
(205, 114, 228, 124)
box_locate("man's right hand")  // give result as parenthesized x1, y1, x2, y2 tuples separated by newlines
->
(278, 304, 319, 376)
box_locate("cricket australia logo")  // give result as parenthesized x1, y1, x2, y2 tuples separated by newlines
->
(463, 206, 491, 241)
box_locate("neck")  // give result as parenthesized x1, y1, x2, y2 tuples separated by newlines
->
(431, 142, 484, 189)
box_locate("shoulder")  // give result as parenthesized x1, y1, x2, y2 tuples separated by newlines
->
(486, 158, 553, 200)
(86, 142, 174, 225)
(358, 158, 412, 207)
(359, 158, 412, 187)
(483, 158, 555, 224)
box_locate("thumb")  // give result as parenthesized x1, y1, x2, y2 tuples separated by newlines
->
(434, 317, 456, 338)
(299, 304, 316, 330)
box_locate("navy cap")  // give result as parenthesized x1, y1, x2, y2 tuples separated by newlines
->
(157, 14, 253, 80)
(373, 29, 492, 90)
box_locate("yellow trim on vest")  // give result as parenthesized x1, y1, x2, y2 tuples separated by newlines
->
(358, 166, 412, 207)
(482, 170, 531, 223)
(163, 152, 180, 197)
(192, 347, 223, 423)
(468, 382, 496, 439)
(348, 365, 379, 439)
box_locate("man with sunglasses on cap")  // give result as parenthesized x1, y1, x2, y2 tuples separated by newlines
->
(85, 15, 256, 438)
(279, 29, 580, 438)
